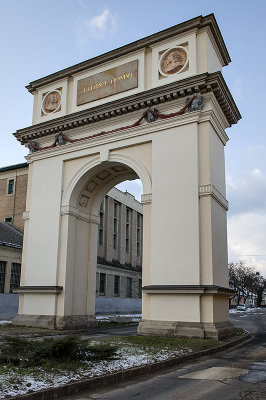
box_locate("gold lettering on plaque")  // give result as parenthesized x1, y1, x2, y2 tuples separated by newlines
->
(77, 60, 138, 106)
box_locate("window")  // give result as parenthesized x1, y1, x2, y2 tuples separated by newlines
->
(99, 273, 106, 296)
(138, 279, 142, 298)
(114, 275, 120, 297)
(126, 208, 131, 253)
(4, 217, 13, 224)
(7, 179, 14, 195)
(126, 277, 132, 298)
(113, 202, 119, 249)
(0, 262, 6, 293)
(98, 202, 104, 245)
(137, 213, 141, 256)
(10, 263, 21, 291)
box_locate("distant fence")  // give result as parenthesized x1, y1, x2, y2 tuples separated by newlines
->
(0, 294, 19, 320)
(0, 294, 141, 320)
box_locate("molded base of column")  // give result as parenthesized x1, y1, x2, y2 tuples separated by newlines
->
(138, 320, 205, 339)
(12, 314, 97, 330)
(201, 321, 235, 340)
(137, 319, 235, 341)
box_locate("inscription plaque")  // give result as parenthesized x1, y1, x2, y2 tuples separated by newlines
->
(77, 60, 138, 106)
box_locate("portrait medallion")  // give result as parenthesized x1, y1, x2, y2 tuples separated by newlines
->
(42, 90, 62, 115)
(159, 47, 188, 76)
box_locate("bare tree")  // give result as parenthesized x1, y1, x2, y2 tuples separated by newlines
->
(228, 261, 264, 307)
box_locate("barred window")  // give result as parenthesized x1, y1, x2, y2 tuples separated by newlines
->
(0, 262, 6, 293)
(114, 275, 120, 297)
(10, 263, 21, 291)
(138, 279, 142, 298)
(113, 202, 119, 249)
(98, 201, 104, 245)
(7, 179, 14, 195)
(126, 277, 132, 298)
(137, 213, 141, 256)
(99, 273, 106, 296)
(126, 208, 131, 253)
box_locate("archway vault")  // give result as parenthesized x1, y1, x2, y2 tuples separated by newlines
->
(62, 152, 152, 210)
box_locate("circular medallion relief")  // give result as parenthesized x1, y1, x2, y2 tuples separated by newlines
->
(42, 90, 62, 115)
(159, 47, 188, 76)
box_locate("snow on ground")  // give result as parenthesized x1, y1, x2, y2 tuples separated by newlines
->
(229, 307, 262, 314)
(96, 313, 142, 322)
(0, 341, 191, 399)
(0, 320, 11, 325)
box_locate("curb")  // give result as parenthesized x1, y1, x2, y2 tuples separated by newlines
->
(7, 334, 251, 400)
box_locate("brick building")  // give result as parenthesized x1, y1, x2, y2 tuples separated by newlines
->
(0, 163, 143, 315)
(0, 163, 28, 232)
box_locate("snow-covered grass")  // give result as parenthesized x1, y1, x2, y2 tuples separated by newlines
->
(0, 320, 11, 325)
(229, 307, 263, 314)
(96, 313, 142, 322)
(0, 335, 217, 399)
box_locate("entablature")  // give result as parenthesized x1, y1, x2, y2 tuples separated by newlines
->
(14, 72, 241, 148)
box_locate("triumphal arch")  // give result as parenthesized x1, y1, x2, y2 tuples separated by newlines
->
(13, 14, 240, 339)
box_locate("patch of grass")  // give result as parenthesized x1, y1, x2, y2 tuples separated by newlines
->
(97, 320, 137, 329)
(235, 328, 246, 336)
(110, 335, 219, 352)
(0, 324, 56, 336)
(0, 335, 118, 368)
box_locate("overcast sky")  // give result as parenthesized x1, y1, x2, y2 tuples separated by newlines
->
(1, 0, 266, 277)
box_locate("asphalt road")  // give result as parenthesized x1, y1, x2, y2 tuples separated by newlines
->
(65, 309, 266, 400)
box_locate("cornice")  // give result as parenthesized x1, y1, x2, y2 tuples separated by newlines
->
(14, 286, 63, 294)
(14, 72, 241, 146)
(142, 285, 234, 296)
(60, 205, 99, 224)
(25, 14, 230, 94)
(199, 184, 228, 210)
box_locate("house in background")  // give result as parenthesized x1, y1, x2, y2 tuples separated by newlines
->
(0, 222, 23, 319)
(0, 163, 143, 318)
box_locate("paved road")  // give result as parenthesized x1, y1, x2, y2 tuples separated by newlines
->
(65, 309, 266, 400)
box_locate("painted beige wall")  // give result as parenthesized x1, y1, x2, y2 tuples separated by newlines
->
(151, 123, 200, 285)
(24, 157, 63, 286)
(150, 294, 200, 322)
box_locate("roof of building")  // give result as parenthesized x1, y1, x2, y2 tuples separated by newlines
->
(0, 223, 23, 249)
(108, 187, 143, 214)
(0, 163, 28, 173)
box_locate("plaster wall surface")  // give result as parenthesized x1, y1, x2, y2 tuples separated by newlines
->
(151, 124, 200, 285)
(209, 125, 226, 195)
(24, 157, 63, 286)
(23, 294, 55, 315)
(150, 294, 200, 322)
(211, 199, 228, 287)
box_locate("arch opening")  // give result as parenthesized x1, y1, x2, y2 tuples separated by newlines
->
(57, 159, 146, 329)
